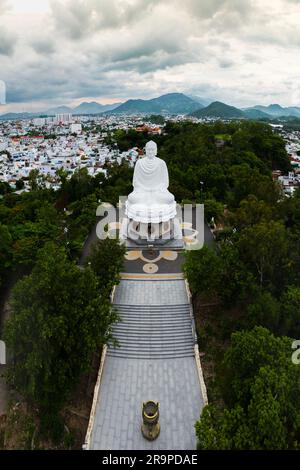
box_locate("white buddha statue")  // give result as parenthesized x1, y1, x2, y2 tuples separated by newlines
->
(125, 141, 177, 224)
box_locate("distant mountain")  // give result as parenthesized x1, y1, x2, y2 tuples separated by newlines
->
(0, 112, 36, 121)
(187, 95, 210, 107)
(286, 107, 300, 118)
(45, 102, 122, 115)
(190, 101, 245, 119)
(192, 102, 273, 120)
(250, 104, 300, 118)
(0, 101, 122, 120)
(110, 93, 201, 115)
(243, 108, 271, 120)
(2, 96, 300, 121)
(73, 101, 122, 114)
(46, 105, 73, 115)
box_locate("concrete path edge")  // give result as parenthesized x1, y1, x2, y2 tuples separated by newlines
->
(83, 344, 108, 450)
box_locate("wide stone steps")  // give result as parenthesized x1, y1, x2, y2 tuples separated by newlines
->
(113, 330, 193, 340)
(114, 303, 189, 307)
(108, 302, 195, 359)
(114, 319, 191, 326)
(114, 317, 191, 324)
(118, 310, 189, 318)
(114, 304, 190, 310)
(107, 350, 195, 359)
(112, 337, 194, 346)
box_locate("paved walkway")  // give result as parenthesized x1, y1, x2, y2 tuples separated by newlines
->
(114, 279, 188, 306)
(79, 211, 214, 274)
(89, 279, 205, 450)
(90, 356, 202, 450)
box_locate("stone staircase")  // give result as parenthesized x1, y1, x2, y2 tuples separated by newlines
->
(107, 303, 195, 359)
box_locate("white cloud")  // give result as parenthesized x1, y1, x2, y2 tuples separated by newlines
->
(0, 0, 10, 12)
(0, 0, 300, 110)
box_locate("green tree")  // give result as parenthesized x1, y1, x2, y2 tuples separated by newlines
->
(147, 115, 165, 125)
(222, 327, 291, 404)
(227, 164, 279, 208)
(233, 195, 276, 229)
(203, 198, 224, 223)
(196, 327, 300, 449)
(11, 203, 64, 270)
(184, 246, 222, 298)
(0, 224, 13, 287)
(87, 238, 126, 296)
(246, 291, 281, 332)
(0, 181, 12, 195)
(15, 179, 25, 191)
(218, 242, 258, 306)
(28, 169, 40, 191)
(280, 286, 300, 337)
(5, 242, 117, 421)
(237, 221, 289, 292)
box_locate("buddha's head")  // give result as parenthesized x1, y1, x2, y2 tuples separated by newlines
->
(145, 141, 157, 160)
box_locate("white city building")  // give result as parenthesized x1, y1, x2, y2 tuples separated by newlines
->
(70, 123, 82, 134)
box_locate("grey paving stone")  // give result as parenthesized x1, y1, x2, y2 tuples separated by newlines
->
(89, 278, 205, 450)
(90, 356, 203, 450)
(114, 280, 188, 306)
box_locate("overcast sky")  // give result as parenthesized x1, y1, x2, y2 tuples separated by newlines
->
(0, 0, 300, 112)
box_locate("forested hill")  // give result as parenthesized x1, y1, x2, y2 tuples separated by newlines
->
(190, 101, 245, 119)
(160, 121, 289, 200)
(109, 93, 201, 115)
(111, 120, 290, 207)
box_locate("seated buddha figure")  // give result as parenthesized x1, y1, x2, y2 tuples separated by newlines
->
(125, 141, 177, 224)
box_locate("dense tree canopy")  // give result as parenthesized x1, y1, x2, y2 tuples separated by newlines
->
(87, 238, 126, 297)
(5, 243, 117, 419)
(168, 123, 300, 450)
(196, 328, 300, 450)
(110, 120, 289, 209)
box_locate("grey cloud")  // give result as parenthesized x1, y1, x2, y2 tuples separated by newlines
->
(31, 38, 56, 55)
(89, 0, 158, 28)
(1, 0, 300, 110)
(243, 53, 263, 64)
(179, 0, 229, 18)
(245, 26, 300, 47)
(6, 68, 133, 105)
(106, 39, 182, 64)
(80, 3, 198, 72)
(219, 58, 235, 68)
(50, 0, 93, 39)
(178, 0, 253, 19)
(102, 26, 190, 64)
(0, 27, 16, 56)
(103, 50, 198, 74)
(50, 0, 160, 39)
